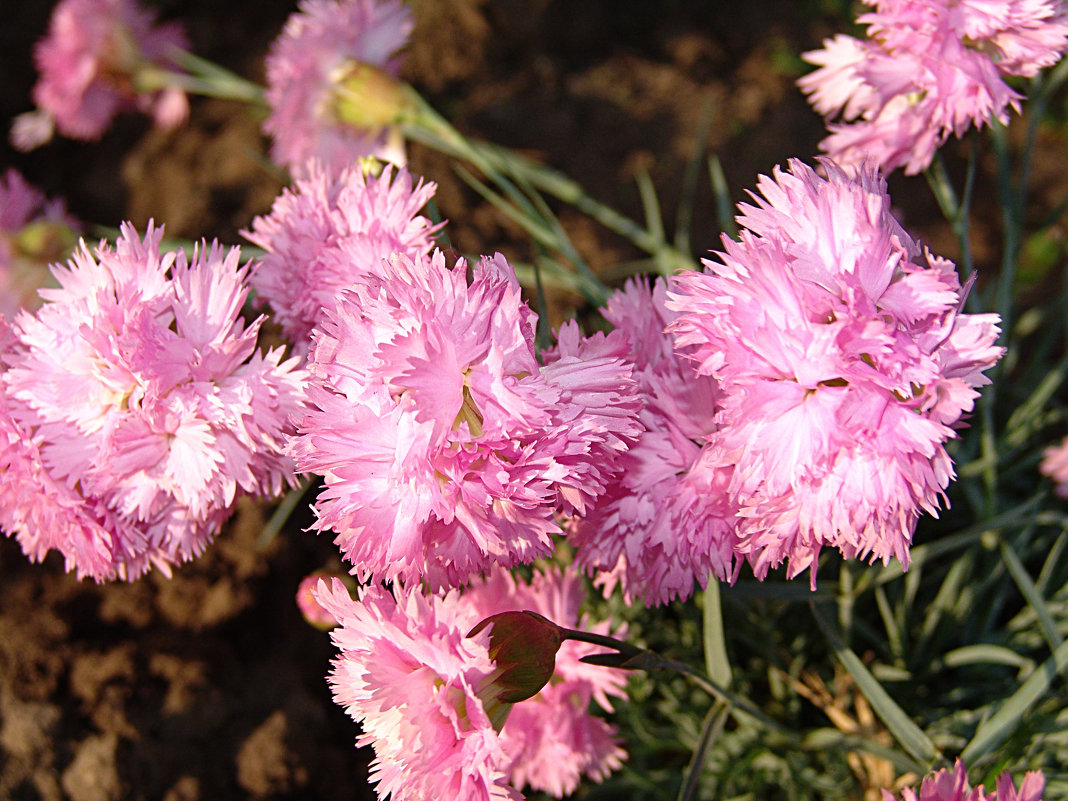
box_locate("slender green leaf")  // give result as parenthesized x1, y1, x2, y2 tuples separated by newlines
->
(452, 164, 609, 305)
(452, 164, 556, 248)
(702, 581, 732, 688)
(999, 535, 1064, 654)
(258, 478, 314, 551)
(635, 169, 665, 245)
(708, 155, 737, 240)
(811, 602, 942, 767)
(530, 251, 554, 352)
(674, 99, 715, 254)
(1005, 366, 1066, 447)
(1036, 529, 1068, 596)
(509, 261, 587, 294)
(913, 552, 972, 666)
(838, 561, 856, 642)
(874, 585, 904, 663)
(960, 638, 1068, 763)
(943, 644, 1034, 671)
(515, 168, 606, 295)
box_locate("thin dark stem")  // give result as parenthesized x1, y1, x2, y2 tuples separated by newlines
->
(557, 625, 792, 735)
(677, 701, 729, 801)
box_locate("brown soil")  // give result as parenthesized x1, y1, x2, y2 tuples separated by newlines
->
(2, 1, 1046, 799)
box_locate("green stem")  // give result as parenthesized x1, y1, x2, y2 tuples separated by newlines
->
(257, 477, 315, 551)
(924, 150, 976, 286)
(404, 90, 697, 277)
(677, 701, 729, 801)
(989, 119, 1019, 339)
(135, 54, 266, 106)
(557, 625, 790, 736)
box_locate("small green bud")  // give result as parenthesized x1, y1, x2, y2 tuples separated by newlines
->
(331, 61, 414, 130)
(12, 220, 78, 264)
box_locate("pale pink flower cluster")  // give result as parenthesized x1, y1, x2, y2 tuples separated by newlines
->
(0, 223, 306, 580)
(314, 577, 519, 801)
(242, 161, 440, 348)
(291, 248, 642, 589)
(314, 566, 627, 801)
(569, 277, 737, 606)
(0, 169, 80, 318)
(13, 0, 190, 150)
(884, 760, 1044, 801)
(263, 0, 411, 176)
(460, 567, 628, 797)
(668, 159, 1004, 585)
(799, 0, 1068, 174)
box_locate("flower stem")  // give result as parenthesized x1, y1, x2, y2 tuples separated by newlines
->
(135, 57, 266, 106)
(403, 88, 697, 282)
(557, 625, 789, 735)
(924, 150, 976, 294)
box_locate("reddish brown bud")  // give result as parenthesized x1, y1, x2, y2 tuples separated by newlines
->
(468, 610, 562, 704)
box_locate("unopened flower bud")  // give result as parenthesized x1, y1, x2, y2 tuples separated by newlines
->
(296, 572, 351, 629)
(331, 60, 414, 130)
(12, 219, 79, 265)
(468, 610, 563, 731)
(2, 219, 78, 315)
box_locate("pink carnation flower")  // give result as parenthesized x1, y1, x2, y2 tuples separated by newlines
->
(459, 566, 628, 797)
(242, 161, 440, 348)
(1040, 436, 1068, 497)
(263, 0, 412, 176)
(798, 0, 1068, 174)
(883, 760, 1045, 801)
(13, 0, 189, 150)
(569, 277, 738, 606)
(0, 317, 146, 579)
(0, 169, 80, 318)
(291, 248, 642, 589)
(669, 159, 1004, 585)
(0, 223, 306, 580)
(313, 578, 520, 801)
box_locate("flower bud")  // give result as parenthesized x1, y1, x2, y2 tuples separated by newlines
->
(468, 610, 563, 731)
(2, 219, 78, 316)
(296, 571, 353, 630)
(330, 60, 414, 130)
(11, 219, 79, 265)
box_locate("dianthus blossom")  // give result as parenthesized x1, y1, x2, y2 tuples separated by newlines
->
(12, 0, 190, 150)
(263, 0, 412, 176)
(1039, 435, 1068, 497)
(883, 760, 1044, 801)
(291, 248, 642, 589)
(568, 277, 738, 606)
(0, 169, 79, 318)
(242, 161, 440, 347)
(0, 223, 306, 580)
(798, 0, 1068, 174)
(459, 566, 628, 797)
(669, 159, 1004, 585)
(313, 578, 519, 801)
